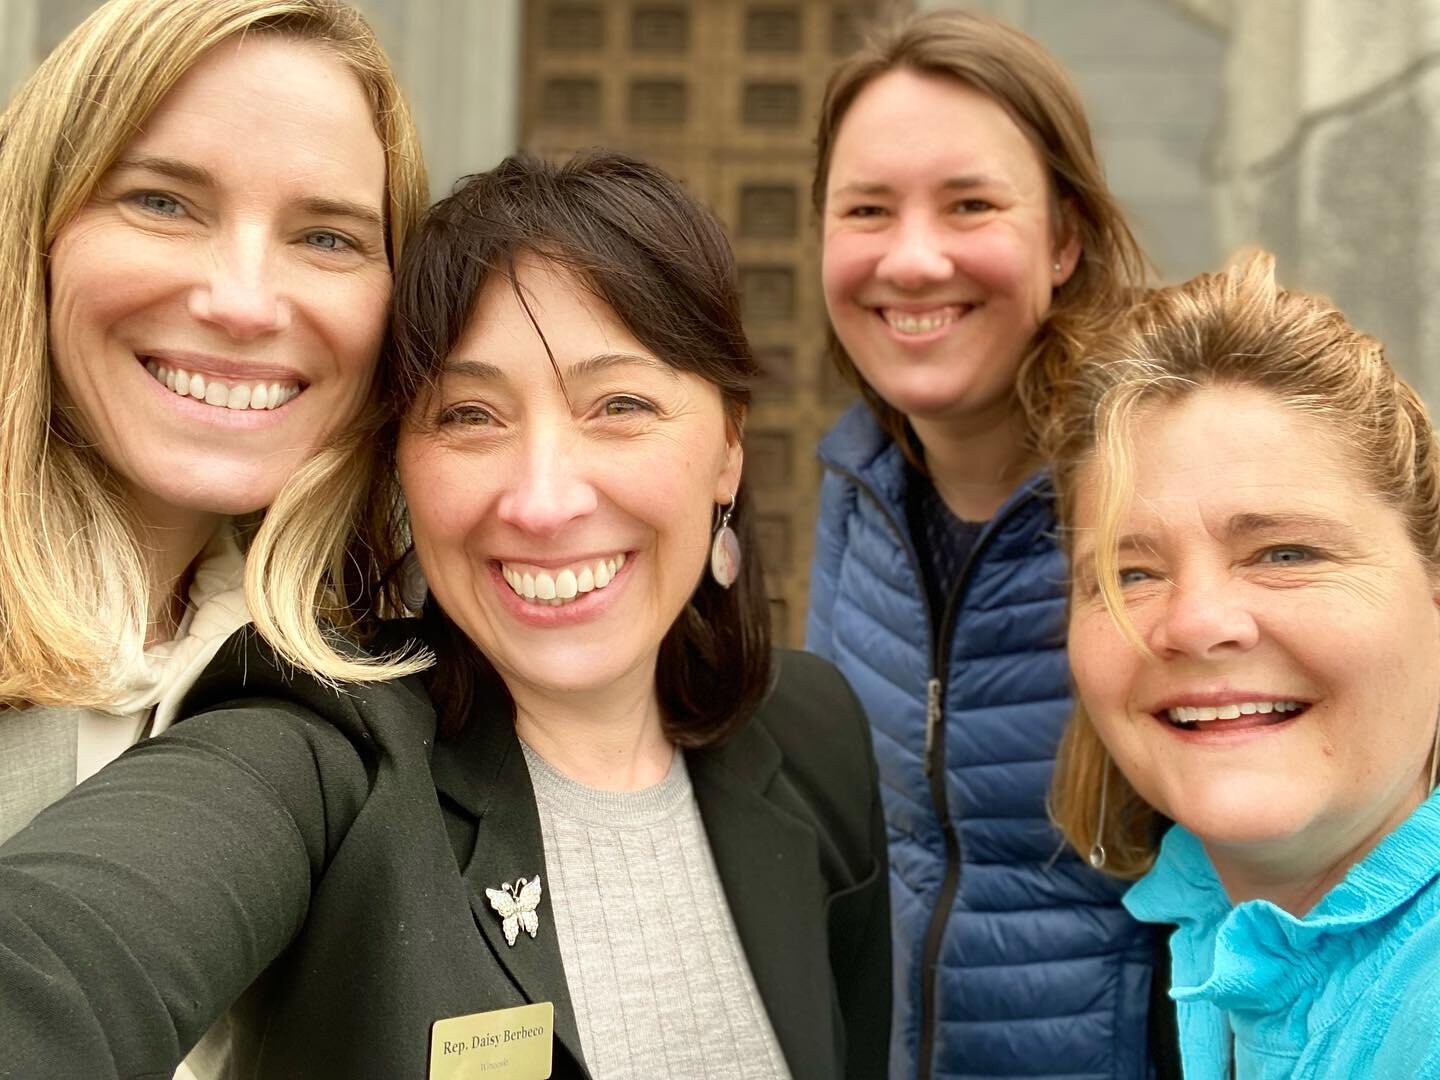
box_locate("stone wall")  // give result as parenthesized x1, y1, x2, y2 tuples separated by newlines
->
(1194, 0, 1440, 411)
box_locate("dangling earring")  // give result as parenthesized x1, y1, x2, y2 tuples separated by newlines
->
(1429, 706, 1440, 793)
(1089, 755, 1110, 870)
(398, 547, 428, 611)
(710, 489, 741, 589)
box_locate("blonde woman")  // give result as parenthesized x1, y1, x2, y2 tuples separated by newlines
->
(0, 0, 426, 843)
(1051, 252, 1440, 1077)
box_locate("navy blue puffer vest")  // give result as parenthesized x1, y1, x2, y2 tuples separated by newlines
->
(806, 405, 1154, 1080)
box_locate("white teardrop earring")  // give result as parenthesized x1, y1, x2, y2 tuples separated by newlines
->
(1089, 755, 1110, 870)
(710, 490, 741, 589)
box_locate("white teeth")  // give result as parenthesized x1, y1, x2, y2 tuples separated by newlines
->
(1166, 700, 1304, 725)
(885, 307, 963, 335)
(143, 359, 301, 412)
(501, 554, 628, 607)
(556, 568, 578, 599)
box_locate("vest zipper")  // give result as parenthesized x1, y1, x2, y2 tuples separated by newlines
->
(821, 461, 1041, 1080)
(914, 489, 1037, 1080)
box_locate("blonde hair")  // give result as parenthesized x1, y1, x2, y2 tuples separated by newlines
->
(1047, 250, 1440, 877)
(0, 0, 427, 709)
(812, 7, 1148, 467)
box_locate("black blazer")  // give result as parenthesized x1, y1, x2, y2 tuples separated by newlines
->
(0, 627, 890, 1079)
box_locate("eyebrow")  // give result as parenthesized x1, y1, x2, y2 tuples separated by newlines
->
(440, 351, 676, 382)
(831, 174, 1001, 199)
(1089, 510, 1360, 560)
(111, 155, 385, 232)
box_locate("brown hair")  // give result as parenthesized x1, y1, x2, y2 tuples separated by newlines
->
(812, 7, 1147, 466)
(384, 150, 773, 745)
(0, 0, 426, 708)
(1047, 250, 1440, 877)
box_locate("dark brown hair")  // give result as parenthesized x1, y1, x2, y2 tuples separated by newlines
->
(383, 150, 772, 745)
(812, 8, 1147, 467)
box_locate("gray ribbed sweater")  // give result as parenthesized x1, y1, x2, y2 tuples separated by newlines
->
(521, 742, 791, 1080)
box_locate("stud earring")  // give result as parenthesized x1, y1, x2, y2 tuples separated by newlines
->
(1053, 260, 1063, 273)
(1089, 754, 1110, 870)
(710, 490, 741, 589)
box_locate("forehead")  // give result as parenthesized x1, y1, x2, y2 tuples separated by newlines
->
(450, 259, 651, 371)
(1075, 385, 1397, 540)
(828, 68, 1049, 193)
(124, 35, 384, 193)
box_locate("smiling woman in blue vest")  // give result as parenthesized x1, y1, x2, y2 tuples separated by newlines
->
(805, 10, 1165, 1079)
(0, 151, 889, 1080)
(1051, 252, 1440, 1079)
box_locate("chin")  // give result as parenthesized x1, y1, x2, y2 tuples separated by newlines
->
(1160, 781, 1319, 850)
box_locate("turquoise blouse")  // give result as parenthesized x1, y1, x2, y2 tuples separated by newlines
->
(1125, 791, 1440, 1078)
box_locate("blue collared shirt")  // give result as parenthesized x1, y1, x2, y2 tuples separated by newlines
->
(1125, 791, 1440, 1078)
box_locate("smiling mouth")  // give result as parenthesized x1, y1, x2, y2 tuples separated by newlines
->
(143, 358, 302, 411)
(500, 554, 627, 607)
(1160, 699, 1311, 733)
(878, 304, 973, 336)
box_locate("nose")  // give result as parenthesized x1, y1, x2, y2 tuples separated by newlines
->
(187, 230, 292, 339)
(496, 430, 598, 536)
(1146, 573, 1260, 659)
(874, 211, 954, 291)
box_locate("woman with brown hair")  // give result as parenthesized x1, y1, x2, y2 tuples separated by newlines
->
(805, 9, 1160, 1078)
(1050, 251, 1440, 1077)
(0, 151, 889, 1080)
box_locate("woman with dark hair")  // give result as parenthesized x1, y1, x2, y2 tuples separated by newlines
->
(805, 9, 1159, 1079)
(0, 150, 888, 1080)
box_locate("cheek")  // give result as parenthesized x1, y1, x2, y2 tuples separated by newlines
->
(821, 233, 874, 308)
(1067, 610, 1136, 718)
(314, 275, 391, 381)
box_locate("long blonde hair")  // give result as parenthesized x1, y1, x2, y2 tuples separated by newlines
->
(1047, 250, 1440, 877)
(0, 0, 427, 709)
(812, 7, 1149, 467)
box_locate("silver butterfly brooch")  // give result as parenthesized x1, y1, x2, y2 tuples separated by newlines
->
(486, 875, 543, 947)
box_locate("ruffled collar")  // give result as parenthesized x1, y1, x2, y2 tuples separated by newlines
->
(1126, 791, 1440, 1013)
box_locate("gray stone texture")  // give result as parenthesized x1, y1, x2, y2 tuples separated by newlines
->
(1206, 0, 1440, 412)
(924, 0, 1227, 282)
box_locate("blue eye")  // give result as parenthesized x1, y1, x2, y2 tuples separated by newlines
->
(1118, 567, 1153, 587)
(134, 192, 184, 216)
(1260, 546, 1315, 565)
(305, 230, 353, 252)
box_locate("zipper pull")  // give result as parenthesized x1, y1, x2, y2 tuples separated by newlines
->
(923, 677, 942, 777)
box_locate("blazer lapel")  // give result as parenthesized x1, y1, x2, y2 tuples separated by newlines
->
(688, 718, 836, 1079)
(430, 701, 590, 1076)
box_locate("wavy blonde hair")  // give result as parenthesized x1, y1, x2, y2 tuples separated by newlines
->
(0, 0, 427, 709)
(812, 7, 1149, 467)
(1047, 250, 1440, 877)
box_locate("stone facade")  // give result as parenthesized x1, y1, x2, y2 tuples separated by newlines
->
(1193, 0, 1440, 412)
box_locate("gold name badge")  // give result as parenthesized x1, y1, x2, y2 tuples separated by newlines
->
(429, 1001, 554, 1080)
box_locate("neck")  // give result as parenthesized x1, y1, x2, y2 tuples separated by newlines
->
(129, 490, 223, 649)
(1206, 775, 1430, 916)
(510, 663, 673, 792)
(910, 399, 1034, 521)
